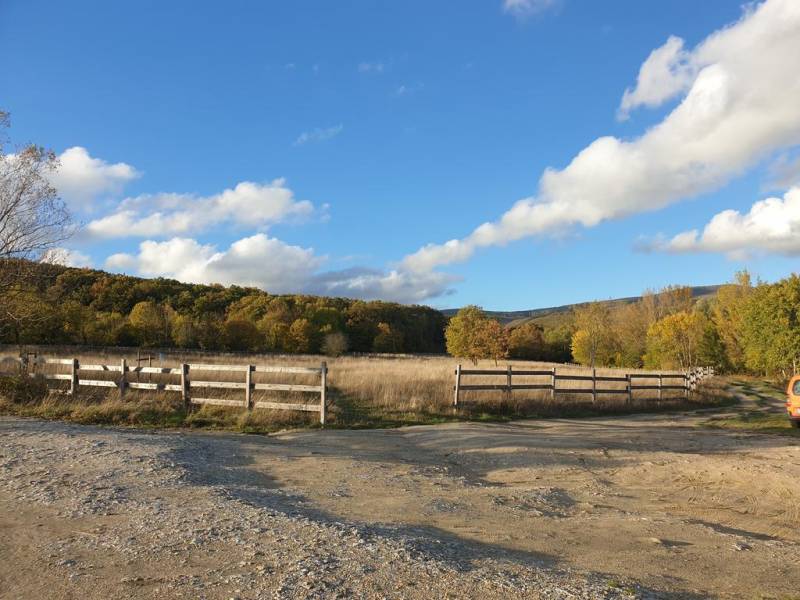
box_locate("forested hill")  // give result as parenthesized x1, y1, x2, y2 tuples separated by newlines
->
(0, 261, 447, 354)
(443, 285, 722, 327)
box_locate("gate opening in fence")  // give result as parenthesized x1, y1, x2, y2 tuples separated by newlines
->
(453, 364, 713, 407)
(28, 357, 329, 425)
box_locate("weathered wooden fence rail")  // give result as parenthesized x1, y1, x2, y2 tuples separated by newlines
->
(453, 364, 714, 407)
(29, 358, 329, 424)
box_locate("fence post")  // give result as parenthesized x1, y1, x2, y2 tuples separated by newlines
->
(69, 358, 79, 395)
(550, 367, 556, 401)
(245, 364, 253, 410)
(684, 372, 690, 400)
(454, 364, 462, 408)
(507, 365, 512, 398)
(658, 373, 663, 403)
(320, 361, 327, 426)
(119, 358, 127, 399)
(181, 363, 190, 409)
(626, 374, 632, 404)
(591, 368, 597, 404)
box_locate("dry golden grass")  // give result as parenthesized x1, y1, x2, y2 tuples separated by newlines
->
(0, 346, 725, 431)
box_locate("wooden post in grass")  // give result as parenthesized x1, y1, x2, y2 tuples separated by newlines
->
(320, 361, 328, 425)
(591, 368, 597, 404)
(626, 374, 632, 405)
(550, 367, 556, 401)
(180, 363, 190, 409)
(453, 364, 461, 408)
(506, 365, 512, 399)
(119, 358, 127, 399)
(684, 372, 690, 400)
(245, 364, 253, 410)
(658, 374, 663, 403)
(69, 358, 79, 395)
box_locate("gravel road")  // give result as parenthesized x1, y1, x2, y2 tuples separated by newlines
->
(0, 417, 640, 600)
(1, 389, 798, 600)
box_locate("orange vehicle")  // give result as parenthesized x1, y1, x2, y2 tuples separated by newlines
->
(786, 375, 800, 428)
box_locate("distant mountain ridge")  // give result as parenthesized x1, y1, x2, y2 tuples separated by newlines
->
(442, 285, 722, 327)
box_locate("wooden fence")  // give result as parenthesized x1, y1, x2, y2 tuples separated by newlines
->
(28, 357, 329, 424)
(453, 364, 714, 407)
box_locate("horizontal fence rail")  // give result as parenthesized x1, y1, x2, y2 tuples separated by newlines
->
(453, 364, 714, 407)
(23, 357, 329, 424)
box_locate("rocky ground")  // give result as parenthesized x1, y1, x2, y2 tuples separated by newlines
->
(1, 385, 798, 599)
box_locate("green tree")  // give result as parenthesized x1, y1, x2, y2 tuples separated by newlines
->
(171, 314, 199, 348)
(710, 271, 752, 372)
(287, 318, 315, 354)
(373, 322, 404, 353)
(128, 301, 173, 347)
(508, 322, 545, 360)
(644, 310, 705, 370)
(571, 302, 615, 367)
(445, 306, 488, 365)
(740, 275, 800, 377)
(479, 319, 509, 366)
(223, 318, 262, 351)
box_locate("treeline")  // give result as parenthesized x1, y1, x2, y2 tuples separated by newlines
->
(447, 272, 800, 378)
(555, 271, 800, 377)
(0, 261, 446, 355)
(445, 306, 571, 364)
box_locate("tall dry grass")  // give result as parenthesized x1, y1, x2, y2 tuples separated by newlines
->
(0, 345, 723, 431)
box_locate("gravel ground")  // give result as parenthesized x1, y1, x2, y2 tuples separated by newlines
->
(0, 417, 645, 600)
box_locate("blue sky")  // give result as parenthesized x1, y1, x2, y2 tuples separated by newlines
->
(3, 0, 800, 310)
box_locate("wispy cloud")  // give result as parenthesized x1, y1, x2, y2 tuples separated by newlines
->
(358, 61, 385, 74)
(293, 124, 344, 147)
(394, 82, 423, 97)
(503, 0, 560, 20)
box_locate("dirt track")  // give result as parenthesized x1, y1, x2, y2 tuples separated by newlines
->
(1, 389, 799, 599)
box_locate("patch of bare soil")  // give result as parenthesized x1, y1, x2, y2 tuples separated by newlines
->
(1, 389, 798, 599)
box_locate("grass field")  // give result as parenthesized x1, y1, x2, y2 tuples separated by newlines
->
(702, 377, 800, 437)
(0, 345, 731, 433)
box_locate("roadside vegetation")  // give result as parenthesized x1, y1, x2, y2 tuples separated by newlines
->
(702, 378, 800, 437)
(0, 352, 733, 433)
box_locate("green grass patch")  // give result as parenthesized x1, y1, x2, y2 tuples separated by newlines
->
(703, 411, 799, 437)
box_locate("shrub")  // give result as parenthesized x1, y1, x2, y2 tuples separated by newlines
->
(322, 332, 349, 357)
(0, 374, 48, 404)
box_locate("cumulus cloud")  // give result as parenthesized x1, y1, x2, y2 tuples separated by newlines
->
(42, 248, 93, 268)
(105, 235, 455, 303)
(403, 0, 800, 274)
(48, 146, 140, 211)
(85, 179, 313, 239)
(293, 124, 344, 146)
(618, 36, 694, 119)
(647, 187, 800, 258)
(503, 0, 559, 20)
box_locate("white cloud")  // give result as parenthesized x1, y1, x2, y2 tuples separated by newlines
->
(105, 235, 455, 303)
(618, 36, 694, 119)
(403, 0, 800, 273)
(503, 0, 559, 20)
(357, 62, 385, 74)
(42, 248, 93, 268)
(648, 186, 800, 258)
(49, 146, 140, 211)
(293, 124, 344, 146)
(85, 179, 313, 239)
